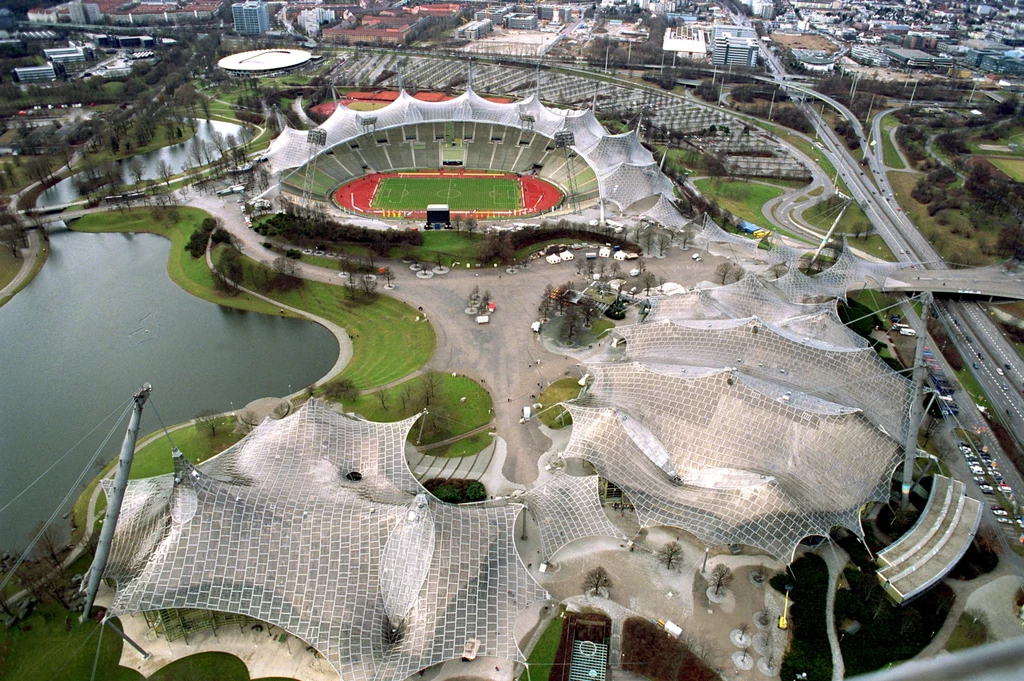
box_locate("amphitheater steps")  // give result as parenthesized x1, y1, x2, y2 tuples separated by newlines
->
(875, 475, 982, 604)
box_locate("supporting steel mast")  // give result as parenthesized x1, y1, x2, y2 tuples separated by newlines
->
(901, 294, 932, 511)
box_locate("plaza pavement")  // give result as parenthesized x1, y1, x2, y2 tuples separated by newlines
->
(187, 188, 731, 485)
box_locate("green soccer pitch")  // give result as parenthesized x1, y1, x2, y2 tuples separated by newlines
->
(371, 176, 523, 212)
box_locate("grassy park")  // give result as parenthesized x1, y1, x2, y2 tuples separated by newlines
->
(0, 604, 299, 681)
(525, 616, 564, 681)
(236, 257, 435, 390)
(536, 378, 583, 429)
(327, 372, 492, 446)
(880, 116, 905, 170)
(693, 178, 784, 228)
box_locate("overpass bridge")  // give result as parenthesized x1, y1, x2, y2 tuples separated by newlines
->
(881, 264, 1024, 301)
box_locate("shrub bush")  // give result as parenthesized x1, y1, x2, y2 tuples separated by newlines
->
(770, 554, 832, 681)
(621, 617, 717, 681)
(422, 478, 488, 504)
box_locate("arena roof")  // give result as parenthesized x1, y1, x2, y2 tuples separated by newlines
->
(560, 285, 911, 560)
(218, 49, 312, 74)
(102, 401, 546, 681)
(265, 87, 674, 211)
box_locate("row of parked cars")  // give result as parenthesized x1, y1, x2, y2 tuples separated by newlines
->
(961, 442, 1022, 529)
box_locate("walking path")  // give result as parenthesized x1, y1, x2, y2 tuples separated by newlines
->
(0, 229, 43, 304)
(816, 541, 849, 681)
(204, 245, 353, 395)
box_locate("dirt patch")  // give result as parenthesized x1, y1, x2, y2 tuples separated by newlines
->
(967, 156, 1010, 180)
(770, 33, 838, 54)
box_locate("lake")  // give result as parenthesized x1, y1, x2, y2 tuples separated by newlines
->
(0, 229, 339, 552)
(36, 119, 245, 208)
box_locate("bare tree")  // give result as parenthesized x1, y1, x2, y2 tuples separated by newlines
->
(34, 521, 67, 580)
(657, 540, 683, 570)
(420, 373, 442, 406)
(768, 263, 788, 278)
(639, 271, 658, 295)
(157, 159, 173, 188)
(580, 298, 601, 328)
(194, 409, 220, 437)
(656, 232, 671, 256)
(237, 408, 260, 433)
(360, 274, 378, 299)
(725, 264, 745, 284)
(0, 222, 26, 258)
(715, 262, 731, 284)
(375, 388, 389, 412)
(381, 266, 395, 288)
(710, 564, 734, 596)
(685, 633, 717, 667)
(678, 228, 695, 249)
(581, 566, 612, 593)
(128, 158, 145, 187)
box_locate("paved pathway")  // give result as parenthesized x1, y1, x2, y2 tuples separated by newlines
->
(0, 229, 43, 304)
(816, 541, 849, 681)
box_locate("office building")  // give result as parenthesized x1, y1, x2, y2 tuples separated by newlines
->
(232, 1, 270, 35)
(13, 64, 58, 83)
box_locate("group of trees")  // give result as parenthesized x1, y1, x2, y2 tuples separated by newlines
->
(0, 522, 85, 618)
(257, 209, 424, 255)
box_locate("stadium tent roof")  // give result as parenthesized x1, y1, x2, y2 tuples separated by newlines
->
(265, 88, 674, 211)
(218, 49, 312, 74)
(102, 400, 546, 681)
(521, 474, 626, 560)
(616, 318, 911, 438)
(645, 277, 868, 349)
(558, 292, 913, 560)
(563, 343, 906, 559)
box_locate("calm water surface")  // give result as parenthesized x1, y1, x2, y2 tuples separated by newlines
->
(0, 229, 338, 552)
(36, 120, 244, 208)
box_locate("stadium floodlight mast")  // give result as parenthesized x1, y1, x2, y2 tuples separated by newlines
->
(302, 128, 328, 205)
(553, 130, 581, 214)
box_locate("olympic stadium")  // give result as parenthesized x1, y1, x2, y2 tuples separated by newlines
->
(94, 85, 985, 680)
(265, 86, 676, 221)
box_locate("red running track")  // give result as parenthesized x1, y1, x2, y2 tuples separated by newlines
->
(333, 169, 563, 220)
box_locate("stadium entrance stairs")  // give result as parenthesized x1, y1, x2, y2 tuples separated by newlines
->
(875, 475, 983, 604)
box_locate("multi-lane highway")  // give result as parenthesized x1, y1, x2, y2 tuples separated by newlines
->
(740, 29, 1024, 549)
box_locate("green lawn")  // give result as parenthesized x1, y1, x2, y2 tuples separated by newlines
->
(888, 171, 996, 266)
(330, 372, 492, 445)
(537, 378, 582, 429)
(83, 121, 198, 167)
(0, 603, 298, 681)
(397, 230, 483, 264)
(239, 258, 435, 390)
(372, 176, 522, 212)
(71, 208, 286, 317)
(425, 430, 494, 458)
(0, 246, 22, 293)
(946, 613, 988, 652)
(129, 417, 244, 480)
(880, 119, 905, 170)
(525, 616, 564, 681)
(693, 178, 784, 227)
(987, 156, 1024, 181)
